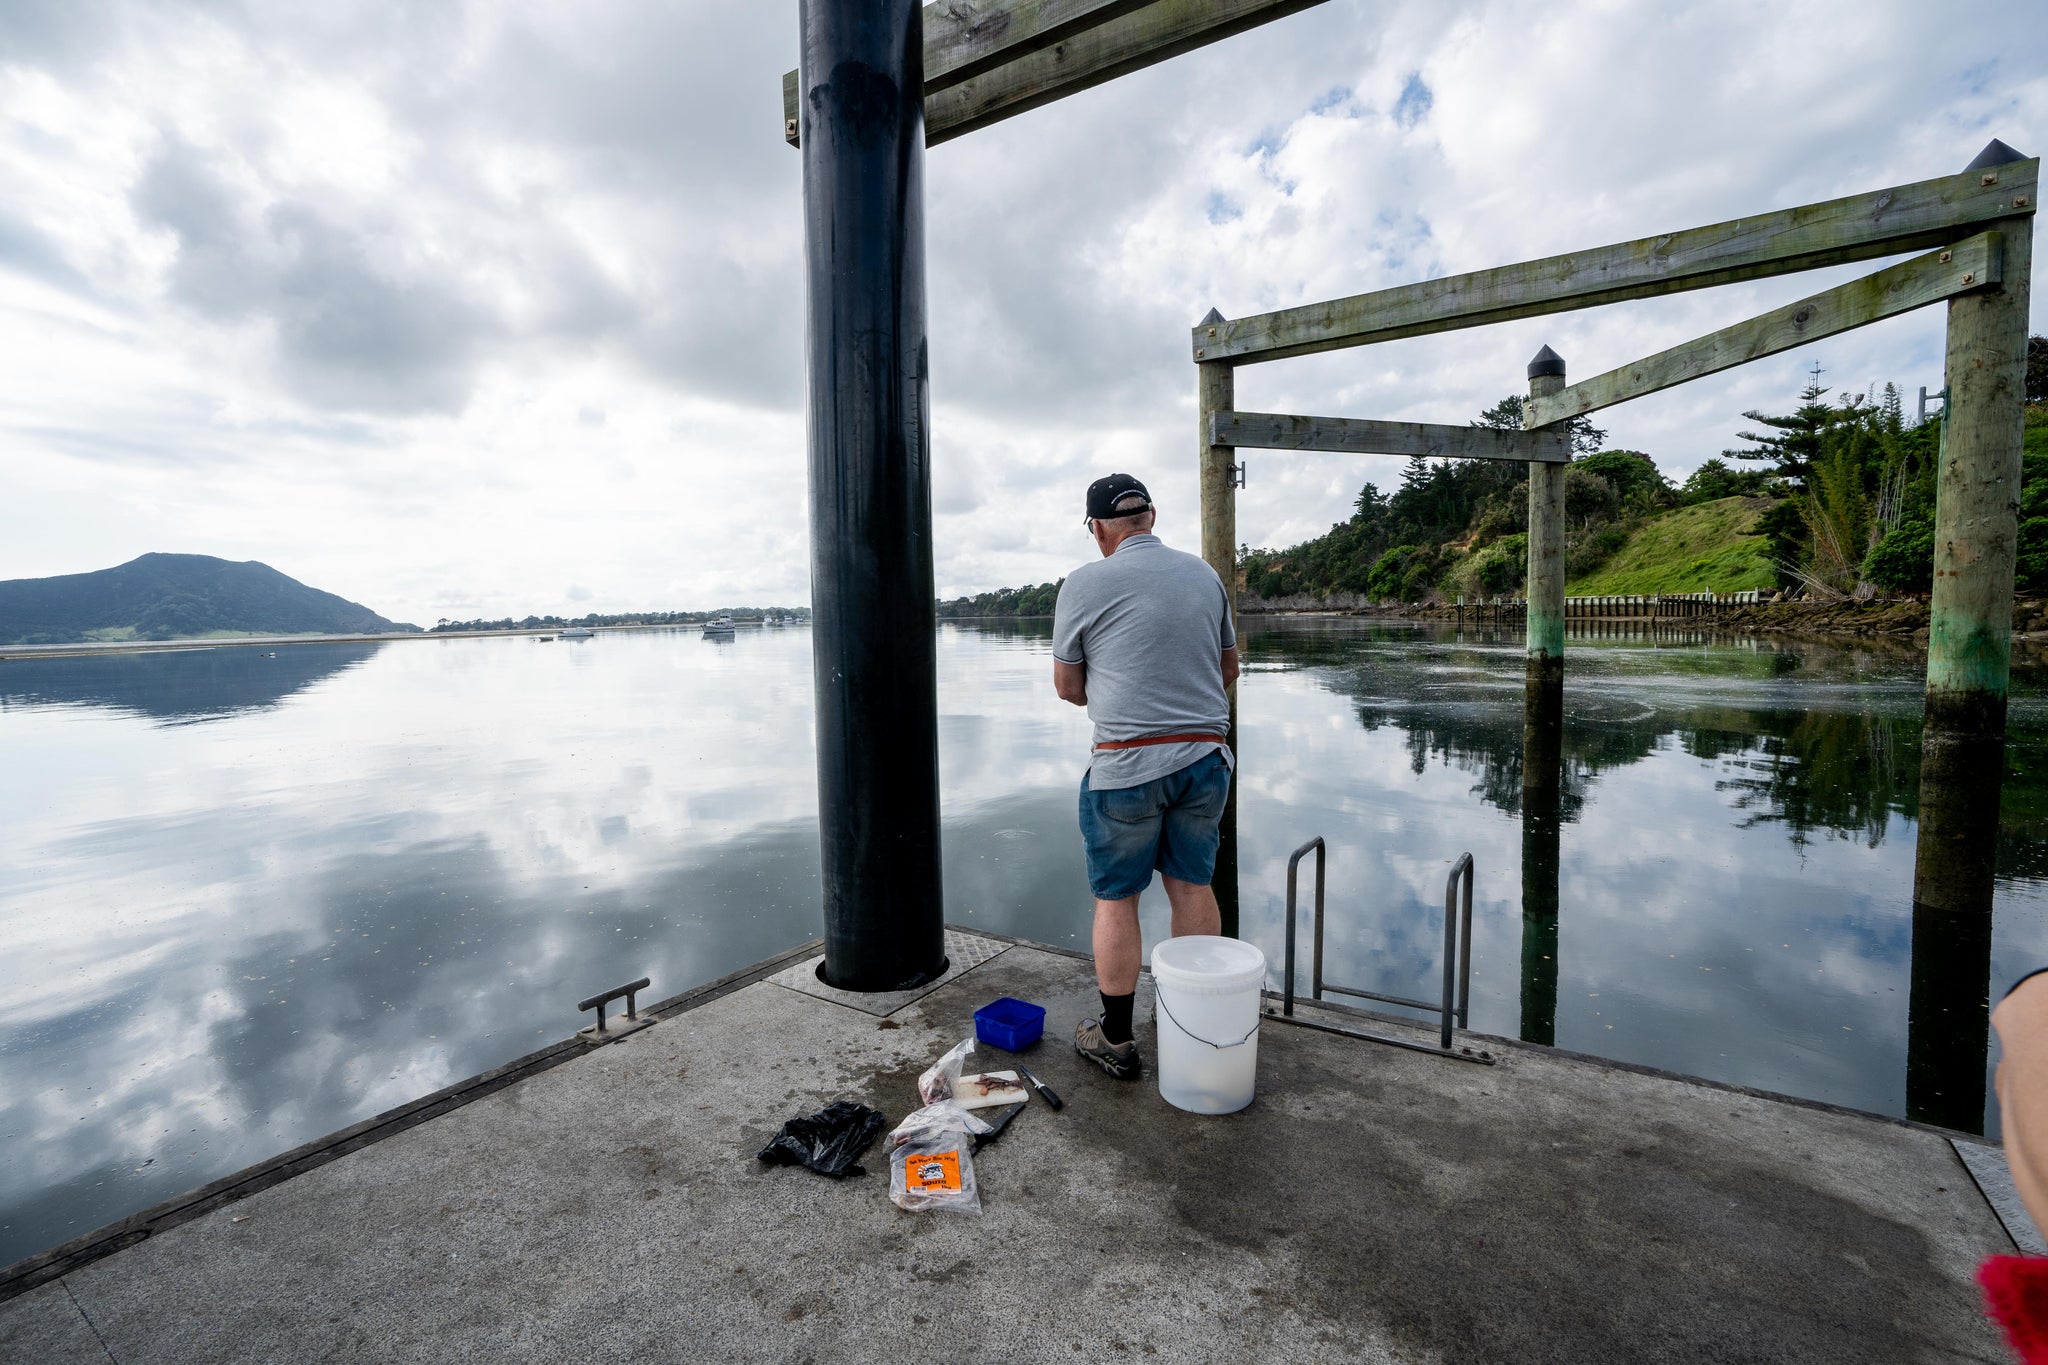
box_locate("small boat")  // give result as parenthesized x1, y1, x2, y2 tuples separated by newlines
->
(766, 616, 785, 627)
(537, 636, 554, 642)
(560, 626, 594, 639)
(703, 615, 736, 640)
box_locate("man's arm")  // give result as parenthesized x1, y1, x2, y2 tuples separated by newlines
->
(1221, 646, 1239, 691)
(1054, 658, 1087, 707)
(1996, 972, 2048, 1233)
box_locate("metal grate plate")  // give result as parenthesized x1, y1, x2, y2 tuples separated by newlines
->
(766, 928, 1011, 1017)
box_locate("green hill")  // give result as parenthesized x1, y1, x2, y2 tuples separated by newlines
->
(0, 553, 416, 645)
(1566, 497, 1778, 595)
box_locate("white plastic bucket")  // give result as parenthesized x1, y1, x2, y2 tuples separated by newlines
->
(1150, 935, 1266, 1114)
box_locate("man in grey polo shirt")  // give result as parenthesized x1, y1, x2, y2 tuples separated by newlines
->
(1052, 473, 1239, 1079)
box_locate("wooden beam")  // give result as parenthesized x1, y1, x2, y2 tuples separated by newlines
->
(926, 0, 1157, 89)
(785, 0, 1328, 148)
(1523, 231, 2005, 428)
(924, 0, 1326, 145)
(785, 0, 1150, 144)
(1194, 160, 2038, 364)
(1210, 412, 1571, 463)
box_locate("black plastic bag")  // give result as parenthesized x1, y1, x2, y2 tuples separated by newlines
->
(757, 1100, 887, 1178)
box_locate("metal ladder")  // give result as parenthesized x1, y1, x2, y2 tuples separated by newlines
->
(1268, 838, 1495, 1065)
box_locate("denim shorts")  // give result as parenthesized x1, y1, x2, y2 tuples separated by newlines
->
(1077, 750, 1232, 900)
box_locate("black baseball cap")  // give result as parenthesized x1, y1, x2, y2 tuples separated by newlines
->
(1086, 473, 1153, 521)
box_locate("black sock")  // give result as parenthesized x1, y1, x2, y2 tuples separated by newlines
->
(1100, 991, 1135, 1045)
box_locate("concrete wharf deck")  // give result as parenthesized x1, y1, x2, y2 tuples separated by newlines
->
(0, 930, 2024, 1363)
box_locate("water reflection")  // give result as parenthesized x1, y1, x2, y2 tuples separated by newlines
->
(1909, 717, 2007, 1131)
(1, 620, 2044, 1268)
(1232, 618, 2048, 1144)
(0, 642, 381, 724)
(1519, 781, 1561, 1046)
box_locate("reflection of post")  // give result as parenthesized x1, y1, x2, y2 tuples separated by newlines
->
(801, 0, 946, 990)
(1907, 139, 2033, 1129)
(1524, 346, 1567, 797)
(1198, 308, 1240, 936)
(1520, 782, 1561, 1046)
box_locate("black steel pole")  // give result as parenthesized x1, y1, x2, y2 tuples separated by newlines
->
(799, 0, 946, 991)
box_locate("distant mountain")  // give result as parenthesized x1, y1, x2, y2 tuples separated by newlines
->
(0, 554, 419, 644)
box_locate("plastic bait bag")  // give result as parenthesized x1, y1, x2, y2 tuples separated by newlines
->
(886, 1100, 990, 1215)
(885, 1100, 992, 1151)
(917, 1037, 976, 1105)
(890, 1134, 980, 1215)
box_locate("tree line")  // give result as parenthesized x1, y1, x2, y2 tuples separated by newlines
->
(935, 583, 1063, 618)
(1238, 334, 2048, 604)
(427, 608, 808, 633)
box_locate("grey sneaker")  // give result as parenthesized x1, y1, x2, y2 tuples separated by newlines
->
(1074, 1018, 1142, 1080)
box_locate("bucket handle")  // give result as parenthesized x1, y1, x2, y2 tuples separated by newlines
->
(1156, 989, 1261, 1050)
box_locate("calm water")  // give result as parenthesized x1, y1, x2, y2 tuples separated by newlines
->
(2, 620, 2045, 1265)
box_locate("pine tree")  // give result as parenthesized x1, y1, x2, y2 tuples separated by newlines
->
(1880, 382, 1904, 435)
(1471, 392, 1606, 454)
(1731, 365, 1843, 482)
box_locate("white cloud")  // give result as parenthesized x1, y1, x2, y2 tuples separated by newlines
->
(0, 0, 2041, 620)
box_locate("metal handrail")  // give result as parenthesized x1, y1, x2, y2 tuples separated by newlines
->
(1282, 836, 1324, 1019)
(577, 976, 652, 1039)
(1277, 838, 1490, 1064)
(1442, 853, 1473, 1049)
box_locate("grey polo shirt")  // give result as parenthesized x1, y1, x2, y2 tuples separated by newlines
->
(1051, 533, 1236, 791)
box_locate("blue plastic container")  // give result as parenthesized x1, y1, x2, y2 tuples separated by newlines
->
(974, 997, 1046, 1052)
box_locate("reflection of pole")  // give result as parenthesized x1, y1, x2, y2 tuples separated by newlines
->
(801, 0, 946, 991)
(1198, 310, 1240, 937)
(1907, 891, 1995, 1131)
(1520, 782, 1561, 1046)
(1524, 347, 1567, 798)
(1906, 139, 2032, 1128)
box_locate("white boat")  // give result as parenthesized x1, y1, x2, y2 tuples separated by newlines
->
(560, 626, 593, 639)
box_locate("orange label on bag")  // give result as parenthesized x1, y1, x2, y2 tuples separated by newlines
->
(903, 1150, 962, 1193)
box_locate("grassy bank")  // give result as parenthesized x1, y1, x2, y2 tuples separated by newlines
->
(1567, 496, 1776, 595)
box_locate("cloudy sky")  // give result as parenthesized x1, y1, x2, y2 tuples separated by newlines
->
(1, 0, 2042, 624)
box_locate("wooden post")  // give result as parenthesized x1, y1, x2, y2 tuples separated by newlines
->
(1197, 308, 1240, 937)
(1907, 138, 2034, 1129)
(1523, 346, 1568, 796)
(1518, 344, 1568, 1045)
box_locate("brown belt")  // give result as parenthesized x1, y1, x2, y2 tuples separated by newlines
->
(1092, 733, 1228, 751)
